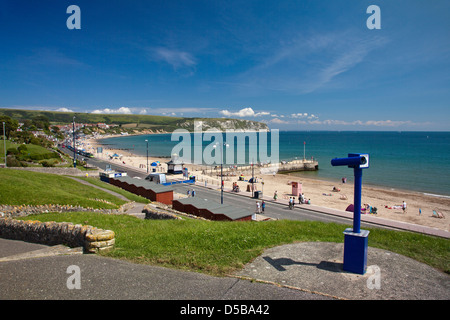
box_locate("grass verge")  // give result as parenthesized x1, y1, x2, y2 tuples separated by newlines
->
(0, 169, 126, 209)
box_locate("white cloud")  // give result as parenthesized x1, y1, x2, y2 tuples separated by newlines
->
(269, 118, 290, 124)
(56, 107, 73, 112)
(219, 107, 270, 117)
(364, 120, 413, 127)
(309, 119, 414, 127)
(148, 47, 197, 70)
(91, 107, 132, 114)
(291, 113, 307, 118)
(234, 31, 388, 94)
(290, 113, 319, 121)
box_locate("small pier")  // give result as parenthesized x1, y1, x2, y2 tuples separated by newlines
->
(198, 159, 319, 178)
(276, 159, 319, 173)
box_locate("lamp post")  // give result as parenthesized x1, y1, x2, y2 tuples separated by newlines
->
(72, 116, 76, 168)
(303, 141, 306, 161)
(251, 158, 254, 196)
(214, 142, 229, 204)
(3, 122, 6, 168)
(145, 139, 149, 173)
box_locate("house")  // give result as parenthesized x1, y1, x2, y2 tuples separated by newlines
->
(97, 123, 109, 129)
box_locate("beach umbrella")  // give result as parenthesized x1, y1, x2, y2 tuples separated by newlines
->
(345, 204, 354, 212)
(151, 162, 158, 166)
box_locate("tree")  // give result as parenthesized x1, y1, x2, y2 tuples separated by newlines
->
(32, 115, 50, 130)
(0, 115, 19, 139)
(51, 125, 60, 134)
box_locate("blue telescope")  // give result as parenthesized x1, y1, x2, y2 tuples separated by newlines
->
(331, 153, 369, 233)
(331, 154, 368, 168)
(331, 153, 370, 274)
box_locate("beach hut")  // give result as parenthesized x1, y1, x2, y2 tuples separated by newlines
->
(109, 176, 173, 205)
(292, 182, 302, 196)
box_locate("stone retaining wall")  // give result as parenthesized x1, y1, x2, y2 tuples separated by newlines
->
(0, 202, 136, 218)
(143, 205, 181, 220)
(4, 167, 100, 177)
(0, 218, 115, 253)
(143, 203, 207, 221)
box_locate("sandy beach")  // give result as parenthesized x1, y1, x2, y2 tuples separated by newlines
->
(81, 135, 449, 232)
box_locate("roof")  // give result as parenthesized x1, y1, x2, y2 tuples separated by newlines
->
(166, 160, 184, 165)
(175, 197, 253, 220)
(114, 176, 173, 193)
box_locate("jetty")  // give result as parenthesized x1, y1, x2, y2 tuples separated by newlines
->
(275, 159, 319, 173)
(199, 158, 319, 177)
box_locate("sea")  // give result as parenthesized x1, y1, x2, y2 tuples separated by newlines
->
(98, 131, 450, 197)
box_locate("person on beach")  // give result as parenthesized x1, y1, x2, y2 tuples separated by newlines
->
(402, 201, 407, 213)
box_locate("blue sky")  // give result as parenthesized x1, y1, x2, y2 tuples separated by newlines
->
(0, 0, 449, 131)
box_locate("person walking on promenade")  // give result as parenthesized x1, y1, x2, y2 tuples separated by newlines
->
(261, 200, 265, 213)
(273, 191, 278, 201)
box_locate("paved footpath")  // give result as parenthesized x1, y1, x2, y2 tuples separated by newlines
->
(0, 238, 330, 301)
(1, 237, 448, 303)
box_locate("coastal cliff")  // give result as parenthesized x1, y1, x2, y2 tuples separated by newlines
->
(178, 118, 268, 132)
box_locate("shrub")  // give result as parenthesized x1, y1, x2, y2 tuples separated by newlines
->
(17, 144, 28, 153)
(41, 160, 54, 167)
(6, 155, 23, 167)
(6, 147, 18, 156)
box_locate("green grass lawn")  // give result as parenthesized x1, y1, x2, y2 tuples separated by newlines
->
(0, 169, 127, 209)
(77, 176, 150, 204)
(17, 211, 450, 276)
(1, 140, 55, 162)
